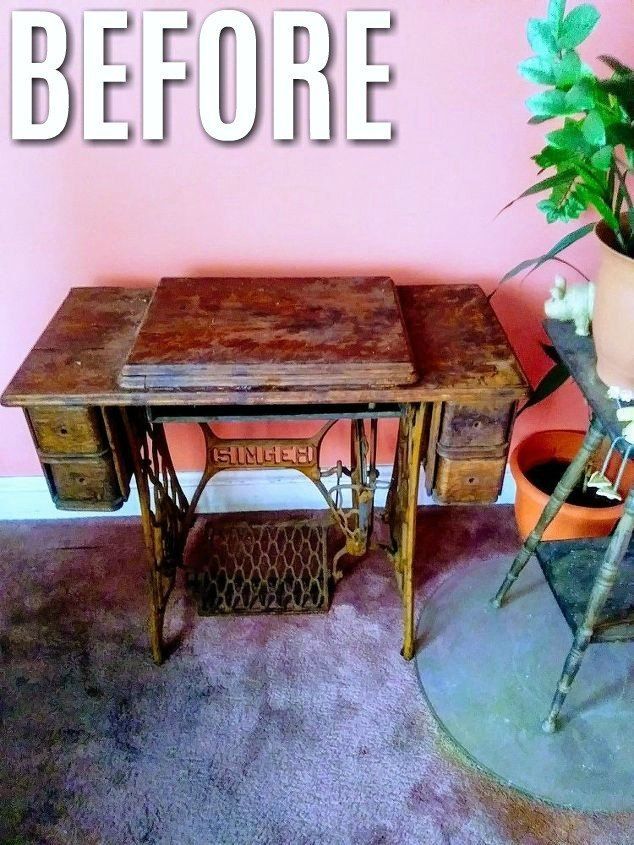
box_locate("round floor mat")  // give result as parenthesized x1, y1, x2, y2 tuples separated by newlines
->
(415, 555, 634, 812)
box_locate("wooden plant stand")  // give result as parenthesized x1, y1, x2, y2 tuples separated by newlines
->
(492, 320, 633, 731)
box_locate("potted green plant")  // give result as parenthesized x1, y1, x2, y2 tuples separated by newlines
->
(503, 0, 634, 393)
(500, 0, 634, 539)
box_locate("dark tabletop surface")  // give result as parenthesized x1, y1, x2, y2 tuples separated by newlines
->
(2, 284, 529, 407)
(545, 319, 632, 457)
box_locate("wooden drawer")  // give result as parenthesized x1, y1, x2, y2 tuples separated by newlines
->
(27, 406, 107, 455)
(439, 401, 513, 449)
(433, 453, 506, 504)
(45, 456, 126, 510)
(23, 405, 133, 511)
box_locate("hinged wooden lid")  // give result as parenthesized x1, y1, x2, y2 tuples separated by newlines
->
(119, 276, 418, 390)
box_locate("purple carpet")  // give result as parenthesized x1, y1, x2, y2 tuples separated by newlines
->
(0, 507, 632, 844)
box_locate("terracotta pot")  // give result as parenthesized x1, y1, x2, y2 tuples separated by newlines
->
(593, 221, 634, 392)
(510, 430, 630, 541)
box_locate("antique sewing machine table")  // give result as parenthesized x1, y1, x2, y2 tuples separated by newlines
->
(2, 279, 527, 664)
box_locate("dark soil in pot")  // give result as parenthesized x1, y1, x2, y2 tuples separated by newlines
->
(525, 459, 614, 509)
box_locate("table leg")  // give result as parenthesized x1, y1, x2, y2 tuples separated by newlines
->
(541, 488, 634, 732)
(385, 403, 427, 660)
(122, 410, 188, 664)
(491, 418, 605, 608)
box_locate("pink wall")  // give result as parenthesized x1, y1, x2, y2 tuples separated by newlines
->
(1, 1, 632, 476)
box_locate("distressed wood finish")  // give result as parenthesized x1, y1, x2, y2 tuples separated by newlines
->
(398, 285, 526, 395)
(47, 457, 122, 506)
(491, 321, 633, 730)
(27, 406, 106, 454)
(120, 277, 418, 390)
(492, 419, 606, 609)
(24, 404, 132, 511)
(1, 281, 528, 663)
(439, 401, 513, 449)
(541, 488, 634, 733)
(384, 403, 428, 659)
(433, 452, 507, 504)
(424, 398, 516, 503)
(546, 319, 629, 454)
(2, 284, 528, 407)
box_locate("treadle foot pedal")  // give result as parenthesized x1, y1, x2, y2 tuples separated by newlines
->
(184, 515, 335, 614)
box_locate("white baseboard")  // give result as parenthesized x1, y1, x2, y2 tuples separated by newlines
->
(0, 465, 516, 521)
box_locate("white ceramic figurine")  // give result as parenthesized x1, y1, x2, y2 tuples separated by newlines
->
(544, 275, 595, 336)
(617, 406, 634, 445)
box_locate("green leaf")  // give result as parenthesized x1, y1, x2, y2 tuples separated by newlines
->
(576, 185, 621, 232)
(499, 222, 594, 283)
(498, 169, 578, 216)
(533, 145, 577, 168)
(527, 90, 568, 117)
(575, 161, 608, 194)
(528, 114, 557, 125)
(598, 55, 633, 75)
(553, 51, 582, 88)
(527, 18, 559, 55)
(518, 56, 556, 85)
(547, 121, 589, 152)
(591, 145, 613, 170)
(582, 110, 606, 146)
(519, 362, 571, 414)
(529, 223, 596, 274)
(548, 0, 567, 32)
(500, 258, 544, 284)
(538, 187, 586, 223)
(607, 123, 634, 149)
(597, 74, 634, 119)
(565, 82, 595, 112)
(558, 4, 600, 49)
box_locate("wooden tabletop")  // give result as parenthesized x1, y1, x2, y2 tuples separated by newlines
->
(120, 277, 418, 390)
(2, 284, 528, 407)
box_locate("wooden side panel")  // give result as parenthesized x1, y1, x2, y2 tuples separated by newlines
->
(424, 402, 443, 496)
(102, 407, 133, 500)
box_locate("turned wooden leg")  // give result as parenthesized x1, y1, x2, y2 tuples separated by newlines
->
(542, 488, 634, 732)
(492, 418, 605, 608)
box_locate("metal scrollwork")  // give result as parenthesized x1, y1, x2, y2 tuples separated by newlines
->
(122, 409, 189, 664)
(123, 411, 401, 663)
